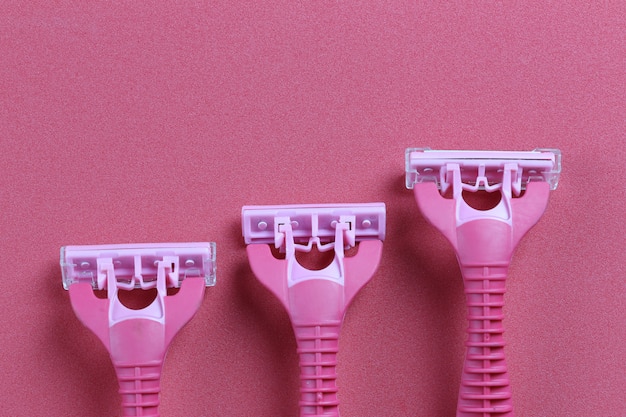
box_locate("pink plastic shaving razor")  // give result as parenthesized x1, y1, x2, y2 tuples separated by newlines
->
(406, 148, 561, 416)
(61, 242, 216, 417)
(242, 203, 385, 417)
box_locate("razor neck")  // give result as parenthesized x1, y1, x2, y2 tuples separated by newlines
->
(246, 240, 383, 316)
(68, 278, 206, 416)
(414, 181, 551, 258)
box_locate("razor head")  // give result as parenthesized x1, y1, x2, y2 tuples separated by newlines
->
(405, 148, 561, 192)
(61, 242, 216, 290)
(242, 203, 386, 248)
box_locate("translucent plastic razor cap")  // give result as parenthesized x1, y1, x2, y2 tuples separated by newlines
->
(61, 242, 216, 290)
(405, 147, 561, 191)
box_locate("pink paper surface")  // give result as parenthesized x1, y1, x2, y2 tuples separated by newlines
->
(1, 2, 624, 416)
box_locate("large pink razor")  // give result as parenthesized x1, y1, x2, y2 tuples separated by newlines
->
(61, 242, 215, 417)
(242, 203, 385, 417)
(406, 148, 561, 417)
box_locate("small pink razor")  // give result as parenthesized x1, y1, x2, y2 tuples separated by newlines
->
(406, 148, 561, 416)
(61, 242, 215, 417)
(242, 203, 385, 417)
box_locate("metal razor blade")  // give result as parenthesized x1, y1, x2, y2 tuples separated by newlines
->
(405, 148, 561, 193)
(61, 242, 216, 290)
(242, 203, 386, 249)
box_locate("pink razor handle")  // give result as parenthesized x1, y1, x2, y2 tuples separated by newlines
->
(415, 181, 550, 416)
(243, 204, 385, 417)
(406, 148, 560, 417)
(62, 243, 215, 417)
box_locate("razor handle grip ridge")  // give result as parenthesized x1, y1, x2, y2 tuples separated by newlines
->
(450, 219, 513, 417)
(293, 322, 342, 417)
(457, 262, 513, 416)
(454, 221, 515, 417)
(114, 360, 163, 416)
(288, 279, 345, 417)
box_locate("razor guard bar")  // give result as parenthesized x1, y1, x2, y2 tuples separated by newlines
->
(61, 242, 214, 417)
(406, 148, 560, 417)
(243, 203, 385, 417)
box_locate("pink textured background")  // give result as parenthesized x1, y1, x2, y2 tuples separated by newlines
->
(1, 2, 624, 416)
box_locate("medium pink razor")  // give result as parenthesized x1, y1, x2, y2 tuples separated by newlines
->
(61, 242, 215, 417)
(406, 148, 561, 417)
(242, 203, 385, 417)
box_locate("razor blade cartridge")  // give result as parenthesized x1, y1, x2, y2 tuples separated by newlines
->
(61, 242, 216, 290)
(405, 148, 561, 193)
(242, 203, 386, 249)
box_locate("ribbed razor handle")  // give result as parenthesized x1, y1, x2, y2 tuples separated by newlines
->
(294, 322, 341, 417)
(115, 360, 163, 417)
(411, 181, 554, 417)
(458, 264, 513, 417)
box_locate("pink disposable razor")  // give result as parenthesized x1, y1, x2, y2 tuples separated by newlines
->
(242, 203, 385, 417)
(406, 148, 561, 416)
(61, 242, 216, 417)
